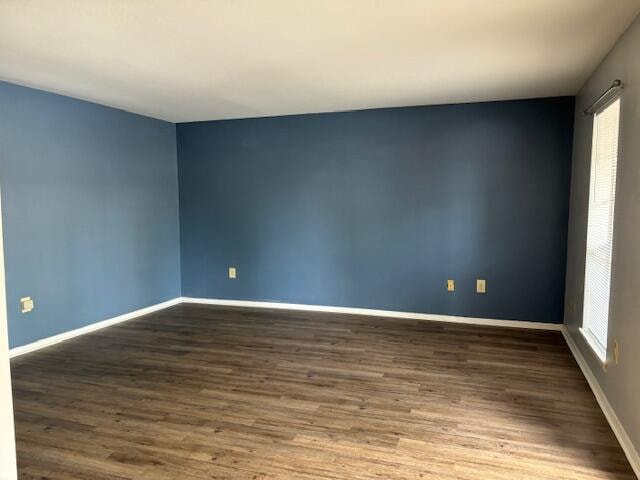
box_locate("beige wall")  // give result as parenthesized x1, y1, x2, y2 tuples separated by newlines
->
(0, 193, 17, 479)
(0, 323, 16, 480)
(564, 12, 640, 468)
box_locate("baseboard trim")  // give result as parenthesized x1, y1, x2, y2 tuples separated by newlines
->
(9, 296, 561, 358)
(180, 297, 562, 331)
(8, 296, 563, 357)
(9, 298, 182, 358)
(561, 326, 640, 478)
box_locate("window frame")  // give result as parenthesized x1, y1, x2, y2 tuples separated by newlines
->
(579, 94, 622, 364)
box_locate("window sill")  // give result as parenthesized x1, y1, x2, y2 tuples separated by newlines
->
(580, 327, 608, 365)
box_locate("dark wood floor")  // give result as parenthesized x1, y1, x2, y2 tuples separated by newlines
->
(10, 304, 635, 479)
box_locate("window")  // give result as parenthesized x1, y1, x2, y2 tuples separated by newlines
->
(581, 97, 621, 362)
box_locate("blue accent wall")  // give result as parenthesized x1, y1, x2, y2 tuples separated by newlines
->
(0, 82, 181, 348)
(177, 98, 574, 323)
(0, 83, 574, 349)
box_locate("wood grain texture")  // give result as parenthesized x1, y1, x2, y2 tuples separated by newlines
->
(10, 304, 635, 479)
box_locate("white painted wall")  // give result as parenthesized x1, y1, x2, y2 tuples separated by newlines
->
(564, 12, 640, 476)
(0, 193, 17, 479)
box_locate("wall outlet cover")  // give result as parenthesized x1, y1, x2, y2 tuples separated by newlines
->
(20, 296, 34, 313)
(228, 267, 237, 279)
(476, 279, 486, 294)
(447, 279, 455, 291)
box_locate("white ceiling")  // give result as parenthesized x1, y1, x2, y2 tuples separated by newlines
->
(1, 0, 639, 123)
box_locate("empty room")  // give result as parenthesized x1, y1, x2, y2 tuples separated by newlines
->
(1, 1, 640, 479)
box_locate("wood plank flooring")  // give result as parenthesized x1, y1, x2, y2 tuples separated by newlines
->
(10, 304, 635, 479)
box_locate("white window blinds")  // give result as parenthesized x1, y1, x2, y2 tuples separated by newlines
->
(581, 97, 621, 361)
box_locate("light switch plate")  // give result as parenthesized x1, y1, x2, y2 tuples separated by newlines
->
(447, 280, 455, 292)
(20, 296, 34, 313)
(476, 279, 486, 294)
(228, 267, 237, 279)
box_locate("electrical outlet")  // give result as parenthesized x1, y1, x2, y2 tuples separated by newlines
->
(569, 302, 576, 314)
(20, 296, 34, 313)
(447, 280, 455, 292)
(613, 339, 620, 365)
(228, 267, 237, 279)
(476, 279, 486, 294)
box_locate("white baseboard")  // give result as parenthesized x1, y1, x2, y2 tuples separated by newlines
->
(9, 296, 560, 358)
(9, 297, 182, 358)
(561, 326, 640, 478)
(180, 297, 562, 331)
(9, 296, 559, 358)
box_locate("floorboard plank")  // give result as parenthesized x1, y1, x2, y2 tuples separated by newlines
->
(10, 304, 635, 479)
